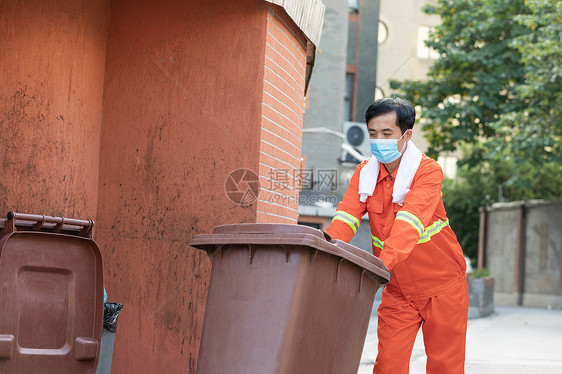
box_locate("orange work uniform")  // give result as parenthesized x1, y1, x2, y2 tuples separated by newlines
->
(326, 154, 468, 373)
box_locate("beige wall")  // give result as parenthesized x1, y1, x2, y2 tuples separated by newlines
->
(377, 0, 439, 86)
(377, 0, 439, 153)
(377, 0, 461, 177)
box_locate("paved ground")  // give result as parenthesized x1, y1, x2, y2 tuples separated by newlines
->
(358, 301, 562, 374)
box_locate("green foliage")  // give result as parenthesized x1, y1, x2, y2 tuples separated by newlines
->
(442, 143, 562, 261)
(492, 0, 562, 167)
(469, 268, 491, 279)
(441, 175, 481, 261)
(390, 0, 562, 262)
(391, 0, 532, 161)
(391, 0, 561, 166)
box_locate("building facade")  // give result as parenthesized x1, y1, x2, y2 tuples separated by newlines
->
(377, 0, 459, 176)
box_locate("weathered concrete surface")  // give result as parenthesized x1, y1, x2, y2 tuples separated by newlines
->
(485, 200, 562, 309)
(486, 206, 519, 293)
(302, 0, 349, 176)
(359, 300, 562, 373)
(2, 1, 315, 373)
(468, 277, 494, 319)
(96, 0, 266, 372)
(0, 0, 108, 218)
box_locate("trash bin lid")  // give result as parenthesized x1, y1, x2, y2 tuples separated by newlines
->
(191, 223, 390, 282)
(0, 213, 103, 374)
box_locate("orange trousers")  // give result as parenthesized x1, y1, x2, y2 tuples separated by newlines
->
(373, 279, 468, 374)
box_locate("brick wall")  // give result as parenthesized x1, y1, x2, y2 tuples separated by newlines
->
(257, 6, 307, 224)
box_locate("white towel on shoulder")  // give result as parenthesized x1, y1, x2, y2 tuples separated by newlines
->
(358, 141, 423, 205)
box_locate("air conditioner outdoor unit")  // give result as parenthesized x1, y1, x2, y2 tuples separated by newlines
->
(341, 121, 370, 163)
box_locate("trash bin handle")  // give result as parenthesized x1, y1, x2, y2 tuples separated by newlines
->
(3, 212, 95, 238)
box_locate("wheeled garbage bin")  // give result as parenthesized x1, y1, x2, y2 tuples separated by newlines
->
(0, 212, 104, 374)
(191, 223, 390, 374)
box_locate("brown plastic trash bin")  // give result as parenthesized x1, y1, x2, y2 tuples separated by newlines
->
(0, 212, 104, 374)
(191, 223, 390, 374)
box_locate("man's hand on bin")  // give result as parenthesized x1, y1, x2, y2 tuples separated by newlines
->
(321, 230, 333, 242)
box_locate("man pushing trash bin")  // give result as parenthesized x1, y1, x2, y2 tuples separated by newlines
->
(326, 97, 468, 373)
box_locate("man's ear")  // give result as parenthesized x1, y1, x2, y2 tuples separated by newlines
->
(404, 129, 413, 141)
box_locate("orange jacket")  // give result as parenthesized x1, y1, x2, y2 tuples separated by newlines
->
(326, 155, 467, 299)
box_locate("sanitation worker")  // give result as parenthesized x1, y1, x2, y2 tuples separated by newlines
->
(325, 98, 468, 373)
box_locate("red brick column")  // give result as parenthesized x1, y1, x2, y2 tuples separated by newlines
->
(257, 6, 307, 223)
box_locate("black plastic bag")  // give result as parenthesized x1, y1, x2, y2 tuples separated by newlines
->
(103, 302, 123, 332)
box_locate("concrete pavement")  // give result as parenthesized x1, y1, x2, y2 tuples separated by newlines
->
(358, 301, 562, 373)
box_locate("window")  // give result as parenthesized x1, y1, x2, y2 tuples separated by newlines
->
(417, 26, 439, 60)
(348, 0, 359, 13)
(437, 155, 458, 178)
(378, 21, 388, 44)
(374, 86, 385, 101)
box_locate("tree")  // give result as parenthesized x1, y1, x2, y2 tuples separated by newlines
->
(389, 0, 562, 196)
(392, 0, 561, 165)
(391, 0, 532, 163)
(442, 144, 562, 262)
(389, 0, 562, 262)
(493, 0, 562, 166)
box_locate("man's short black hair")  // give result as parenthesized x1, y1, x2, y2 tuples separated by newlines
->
(364, 97, 416, 134)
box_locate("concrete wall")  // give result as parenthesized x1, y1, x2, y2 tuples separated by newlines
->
(485, 207, 519, 294)
(524, 202, 562, 306)
(354, 0, 380, 120)
(97, 1, 268, 372)
(377, 0, 439, 152)
(301, 0, 384, 198)
(0, 0, 108, 218)
(301, 0, 349, 174)
(525, 203, 562, 295)
(483, 200, 562, 309)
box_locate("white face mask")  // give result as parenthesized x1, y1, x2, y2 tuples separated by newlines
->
(369, 132, 406, 163)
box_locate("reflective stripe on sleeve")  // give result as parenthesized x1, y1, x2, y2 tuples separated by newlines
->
(417, 219, 449, 243)
(372, 218, 449, 248)
(332, 211, 361, 233)
(395, 211, 424, 237)
(371, 234, 384, 250)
